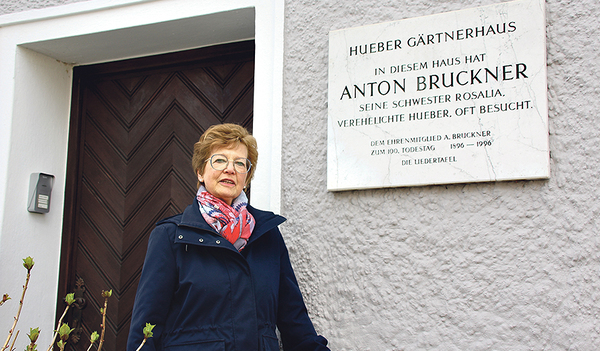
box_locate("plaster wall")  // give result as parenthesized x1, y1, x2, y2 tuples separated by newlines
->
(281, 0, 600, 350)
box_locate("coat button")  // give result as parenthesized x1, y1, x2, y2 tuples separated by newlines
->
(199, 238, 204, 243)
(178, 235, 183, 239)
(216, 240, 221, 244)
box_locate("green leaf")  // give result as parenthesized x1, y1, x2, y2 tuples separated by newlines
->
(143, 323, 156, 339)
(1, 293, 10, 306)
(90, 331, 99, 343)
(64, 293, 75, 306)
(27, 327, 40, 343)
(58, 323, 73, 341)
(22, 256, 35, 270)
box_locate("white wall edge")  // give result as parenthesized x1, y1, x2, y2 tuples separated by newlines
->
(251, 0, 284, 213)
(0, 0, 154, 27)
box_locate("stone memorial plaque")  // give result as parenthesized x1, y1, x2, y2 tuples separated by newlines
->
(327, 0, 548, 191)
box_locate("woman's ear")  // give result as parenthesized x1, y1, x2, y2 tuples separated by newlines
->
(197, 171, 204, 183)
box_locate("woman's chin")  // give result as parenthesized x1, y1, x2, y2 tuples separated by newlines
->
(214, 188, 241, 204)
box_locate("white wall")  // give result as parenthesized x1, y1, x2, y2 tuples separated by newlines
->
(0, 0, 88, 15)
(281, 0, 600, 350)
(0, 46, 72, 349)
(0, 0, 283, 349)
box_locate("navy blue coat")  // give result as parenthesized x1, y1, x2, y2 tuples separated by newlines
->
(127, 199, 329, 351)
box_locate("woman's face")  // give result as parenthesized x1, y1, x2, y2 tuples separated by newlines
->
(198, 143, 248, 206)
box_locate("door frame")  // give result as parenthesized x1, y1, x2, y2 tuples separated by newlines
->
(58, 41, 256, 348)
(0, 0, 283, 344)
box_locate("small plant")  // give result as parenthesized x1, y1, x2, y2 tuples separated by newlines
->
(2, 258, 152, 351)
(85, 331, 99, 351)
(96, 289, 112, 351)
(45, 294, 75, 351)
(2, 256, 34, 351)
(135, 323, 155, 351)
(25, 327, 40, 351)
(56, 323, 73, 351)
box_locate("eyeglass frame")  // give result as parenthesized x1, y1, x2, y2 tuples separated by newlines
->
(205, 154, 252, 174)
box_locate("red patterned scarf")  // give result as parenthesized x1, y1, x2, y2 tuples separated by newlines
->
(196, 186, 255, 251)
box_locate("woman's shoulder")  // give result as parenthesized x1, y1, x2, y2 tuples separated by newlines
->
(247, 205, 286, 223)
(156, 213, 183, 226)
(148, 213, 183, 242)
(247, 206, 286, 235)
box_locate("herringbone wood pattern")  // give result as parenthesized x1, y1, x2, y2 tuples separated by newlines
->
(59, 42, 254, 351)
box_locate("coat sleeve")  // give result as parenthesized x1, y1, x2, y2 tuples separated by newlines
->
(127, 223, 178, 351)
(276, 233, 330, 351)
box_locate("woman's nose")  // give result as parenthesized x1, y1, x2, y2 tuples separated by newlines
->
(223, 160, 236, 173)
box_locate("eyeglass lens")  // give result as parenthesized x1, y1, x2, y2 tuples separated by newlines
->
(210, 154, 251, 173)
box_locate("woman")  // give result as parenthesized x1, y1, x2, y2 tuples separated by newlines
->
(127, 124, 329, 351)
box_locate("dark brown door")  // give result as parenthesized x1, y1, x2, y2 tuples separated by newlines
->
(57, 41, 254, 351)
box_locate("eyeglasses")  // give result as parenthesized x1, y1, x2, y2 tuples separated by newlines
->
(206, 154, 252, 174)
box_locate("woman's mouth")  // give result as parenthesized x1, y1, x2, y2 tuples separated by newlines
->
(220, 179, 236, 186)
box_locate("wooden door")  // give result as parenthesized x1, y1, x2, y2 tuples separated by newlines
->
(57, 41, 254, 351)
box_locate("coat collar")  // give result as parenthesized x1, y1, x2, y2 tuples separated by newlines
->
(169, 198, 286, 250)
